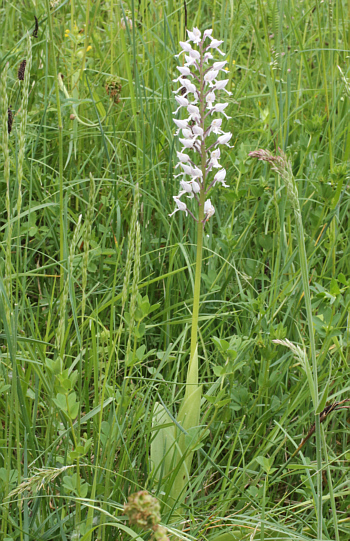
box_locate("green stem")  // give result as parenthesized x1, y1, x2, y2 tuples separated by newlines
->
(44, 0, 64, 292)
(190, 41, 207, 361)
(294, 203, 322, 540)
(190, 194, 205, 361)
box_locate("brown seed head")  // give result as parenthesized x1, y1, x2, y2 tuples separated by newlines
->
(18, 60, 27, 81)
(8, 108, 13, 134)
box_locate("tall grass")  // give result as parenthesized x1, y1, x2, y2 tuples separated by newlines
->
(0, 1, 350, 540)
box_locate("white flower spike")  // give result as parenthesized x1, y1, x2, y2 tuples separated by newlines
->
(170, 27, 234, 224)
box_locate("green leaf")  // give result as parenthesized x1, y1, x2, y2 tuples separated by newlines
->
(136, 345, 146, 360)
(53, 393, 67, 412)
(209, 533, 243, 541)
(212, 336, 230, 351)
(150, 402, 175, 481)
(256, 455, 275, 474)
(316, 382, 329, 414)
(330, 278, 341, 297)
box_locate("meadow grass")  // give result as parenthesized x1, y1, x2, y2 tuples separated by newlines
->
(1, 1, 350, 540)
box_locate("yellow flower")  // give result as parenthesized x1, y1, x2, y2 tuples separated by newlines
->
(224, 66, 229, 71)
(232, 59, 236, 65)
(86, 45, 92, 52)
(65, 29, 70, 34)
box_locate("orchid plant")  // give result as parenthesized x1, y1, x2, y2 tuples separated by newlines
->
(150, 29, 233, 514)
(170, 27, 233, 362)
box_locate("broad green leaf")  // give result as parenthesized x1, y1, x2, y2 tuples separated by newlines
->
(150, 402, 175, 481)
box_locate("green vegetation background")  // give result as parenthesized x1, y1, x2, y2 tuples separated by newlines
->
(0, 0, 350, 540)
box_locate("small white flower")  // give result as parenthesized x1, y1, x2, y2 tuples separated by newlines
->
(213, 79, 232, 95)
(210, 148, 221, 168)
(217, 132, 234, 147)
(182, 128, 195, 139)
(177, 66, 192, 76)
(204, 199, 215, 219)
(186, 27, 201, 44)
(179, 137, 197, 149)
(173, 118, 189, 134)
(203, 52, 214, 63)
(192, 125, 204, 138)
(213, 61, 228, 71)
(208, 39, 225, 55)
(173, 95, 189, 114)
(187, 104, 200, 121)
(176, 151, 191, 164)
(180, 163, 194, 175)
(180, 79, 199, 99)
(204, 69, 219, 86)
(203, 29, 213, 40)
(169, 196, 188, 216)
(206, 91, 216, 109)
(191, 180, 201, 193)
(190, 166, 203, 178)
(173, 118, 188, 129)
(209, 118, 224, 135)
(214, 168, 229, 187)
(173, 78, 188, 93)
(210, 102, 231, 119)
(175, 41, 193, 57)
(180, 179, 195, 197)
(184, 54, 199, 69)
(175, 95, 189, 107)
(189, 49, 201, 60)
